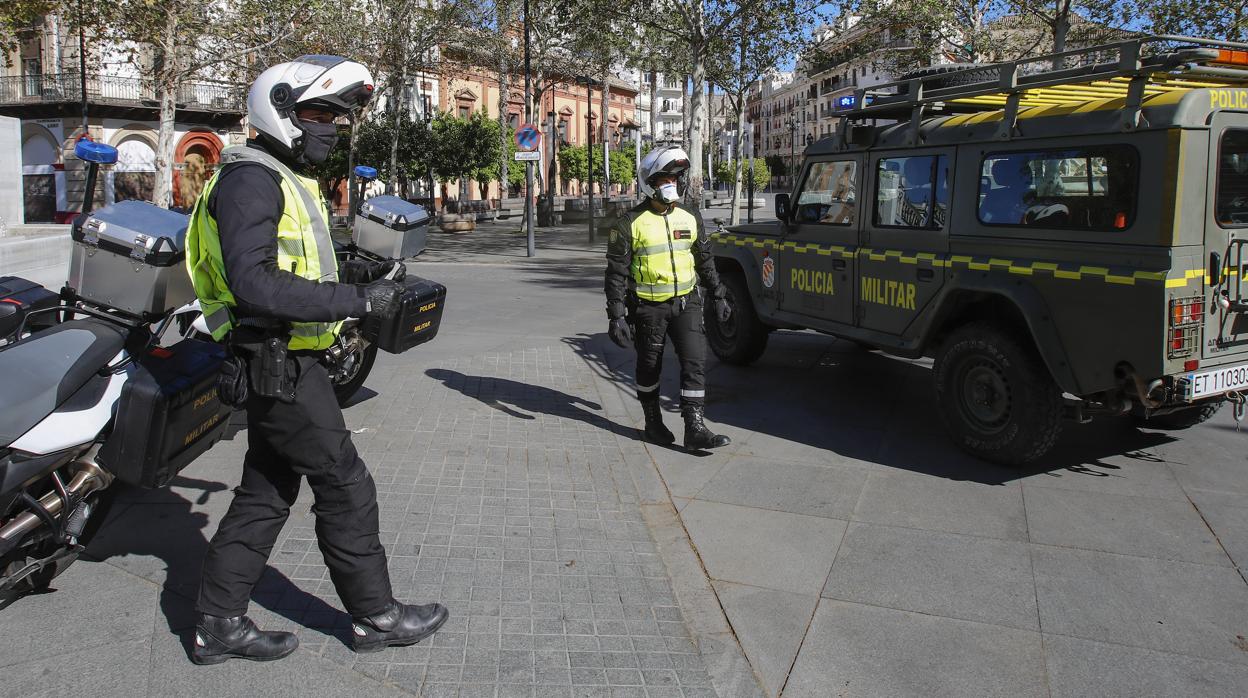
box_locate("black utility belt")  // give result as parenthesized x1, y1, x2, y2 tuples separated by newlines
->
(219, 334, 304, 405)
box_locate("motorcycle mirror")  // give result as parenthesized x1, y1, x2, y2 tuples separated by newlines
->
(75, 139, 118, 165)
(354, 165, 378, 181)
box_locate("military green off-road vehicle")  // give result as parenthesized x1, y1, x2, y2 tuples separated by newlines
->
(709, 36, 1248, 465)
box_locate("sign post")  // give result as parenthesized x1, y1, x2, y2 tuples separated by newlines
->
(515, 121, 541, 257)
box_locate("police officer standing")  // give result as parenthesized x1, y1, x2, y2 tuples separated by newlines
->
(184, 56, 447, 664)
(605, 146, 732, 450)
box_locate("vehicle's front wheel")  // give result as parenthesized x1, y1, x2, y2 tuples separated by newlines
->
(1133, 401, 1223, 430)
(706, 271, 769, 365)
(934, 323, 1063, 466)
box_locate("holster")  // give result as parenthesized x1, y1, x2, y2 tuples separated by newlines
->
(228, 325, 298, 404)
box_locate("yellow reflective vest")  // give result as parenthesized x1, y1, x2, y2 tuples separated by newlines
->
(185, 146, 342, 351)
(624, 204, 701, 302)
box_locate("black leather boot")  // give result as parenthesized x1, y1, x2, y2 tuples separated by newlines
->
(351, 599, 449, 653)
(641, 397, 676, 445)
(191, 614, 298, 665)
(682, 404, 731, 450)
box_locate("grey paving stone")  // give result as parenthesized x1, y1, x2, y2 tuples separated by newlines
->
(822, 522, 1038, 631)
(0, 559, 156, 668)
(1032, 545, 1248, 664)
(1044, 634, 1248, 698)
(692, 456, 869, 520)
(711, 580, 820, 697)
(1017, 456, 1189, 501)
(650, 450, 734, 499)
(1191, 498, 1248, 569)
(1024, 486, 1230, 566)
(784, 601, 1047, 698)
(680, 499, 846, 595)
(852, 472, 1029, 541)
(5, 638, 150, 696)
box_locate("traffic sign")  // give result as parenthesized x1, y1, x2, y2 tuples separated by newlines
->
(514, 150, 541, 161)
(515, 123, 542, 152)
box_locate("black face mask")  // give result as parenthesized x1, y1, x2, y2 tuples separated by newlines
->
(299, 120, 339, 165)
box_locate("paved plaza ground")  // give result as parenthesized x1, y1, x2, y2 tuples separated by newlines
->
(2, 217, 1247, 697)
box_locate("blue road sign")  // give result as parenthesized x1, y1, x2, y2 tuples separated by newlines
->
(515, 124, 542, 152)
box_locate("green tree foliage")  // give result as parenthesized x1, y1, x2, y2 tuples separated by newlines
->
(429, 110, 499, 200)
(714, 158, 770, 190)
(474, 126, 528, 195)
(558, 145, 636, 189)
(1129, 0, 1248, 42)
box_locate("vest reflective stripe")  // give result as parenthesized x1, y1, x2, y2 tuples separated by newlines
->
(629, 207, 700, 302)
(185, 147, 342, 350)
(635, 240, 693, 257)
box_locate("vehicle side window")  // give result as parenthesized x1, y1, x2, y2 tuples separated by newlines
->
(978, 146, 1138, 230)
(1217, 130, 1248, 227)
(795, 160, 857, 225)
(874, 155, 949, 229)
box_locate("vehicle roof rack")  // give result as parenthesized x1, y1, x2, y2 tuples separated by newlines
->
(838, 35, 1248, 143)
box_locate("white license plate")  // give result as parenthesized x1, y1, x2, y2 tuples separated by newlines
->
(1186, 363, 1248, 400)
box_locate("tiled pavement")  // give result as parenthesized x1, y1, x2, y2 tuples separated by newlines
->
(4, 218, 1248, 697)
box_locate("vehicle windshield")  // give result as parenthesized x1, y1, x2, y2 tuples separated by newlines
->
(1217, 130, 1248, 227)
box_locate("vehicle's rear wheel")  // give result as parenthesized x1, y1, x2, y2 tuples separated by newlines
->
(1133, 401, 1223, 430)
(934, 323, 1063, 466)
(706, 271, 769, 365)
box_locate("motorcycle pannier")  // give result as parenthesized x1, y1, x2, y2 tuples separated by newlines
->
(353, 195, 430, 259)
(68, 200, 193, 317)
(0, 276, 60, 338)
(367, 275, 446, 354)
(97, 337, 232, 489)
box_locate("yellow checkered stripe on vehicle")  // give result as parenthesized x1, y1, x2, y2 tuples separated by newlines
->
(710, 233, 1208, 289)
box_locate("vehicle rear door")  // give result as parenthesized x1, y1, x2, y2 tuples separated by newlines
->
(1204, 115, 1248, 365)
(777, 156, 861, 327)
(858, 149, 954, 336)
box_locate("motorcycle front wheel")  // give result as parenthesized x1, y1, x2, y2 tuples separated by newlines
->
(331, 339, 378, 406)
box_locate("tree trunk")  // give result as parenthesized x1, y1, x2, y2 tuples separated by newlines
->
(152, 13, 179, 209)
(730, 99, 745, 225)
(1051, 0, 1071, 69)
(648, 67, 658, 143)
(600, 70, 610, 196)
(154, 79, 178, 208)
(687, 36, 706, 209)
(498, 46, 510, 200)
(388, 77, 407, 196)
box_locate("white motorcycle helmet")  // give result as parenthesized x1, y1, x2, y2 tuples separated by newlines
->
(247, 55, 375, 164)
(639, 145, 691, 201)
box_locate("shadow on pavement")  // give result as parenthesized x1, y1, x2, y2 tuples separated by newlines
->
(564, 330, 1177, 485)
(425, 367, 637, 440)
(82, 475, 356, 657)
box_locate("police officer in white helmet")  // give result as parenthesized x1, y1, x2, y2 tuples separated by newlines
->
(604, 146, 732, 450)
(185, 56, 447, 664)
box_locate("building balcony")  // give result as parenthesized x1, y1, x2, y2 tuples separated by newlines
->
(0, 72, 245, 122)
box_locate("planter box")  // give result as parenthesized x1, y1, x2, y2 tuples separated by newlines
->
(438, 213, 476, 233)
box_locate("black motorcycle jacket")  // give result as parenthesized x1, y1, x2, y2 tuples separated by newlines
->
(206, 140, 366, 324)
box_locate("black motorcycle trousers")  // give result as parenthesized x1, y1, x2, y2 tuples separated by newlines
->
(197, 355, 393, 619)
(632, 292, 707, 406)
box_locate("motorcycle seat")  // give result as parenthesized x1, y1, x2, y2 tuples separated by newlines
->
(0, 319, 126, 449)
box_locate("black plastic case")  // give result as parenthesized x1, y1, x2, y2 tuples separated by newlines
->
(0, 276, 60, 338)
(97, 338, 232, 488)
(368, 276, 446, 354)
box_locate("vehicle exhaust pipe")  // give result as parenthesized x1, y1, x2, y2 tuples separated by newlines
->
(0, 449, 113, 551)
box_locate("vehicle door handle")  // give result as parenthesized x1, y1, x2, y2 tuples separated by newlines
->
(916, 268, 935, 281)
(832, 259, 846, 270)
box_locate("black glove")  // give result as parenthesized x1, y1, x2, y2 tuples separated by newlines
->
(341, 259, 406, 284)
(714, 298, 731, 323)
(608, 316, 633, 348)
(363, 279, 404, 321)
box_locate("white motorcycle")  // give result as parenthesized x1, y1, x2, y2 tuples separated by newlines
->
(0, 141, 232, 596)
